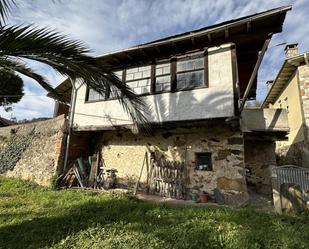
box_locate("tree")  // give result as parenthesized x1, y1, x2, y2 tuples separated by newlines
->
(0, 70, 24, 108)
(0, 0, 147, 124)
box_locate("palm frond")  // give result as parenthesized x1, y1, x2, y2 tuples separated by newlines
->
(0, 24, 149, 125)
(0, 0, 15, 26)
(0, 58, 62, 100)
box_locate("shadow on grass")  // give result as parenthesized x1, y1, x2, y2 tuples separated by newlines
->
(0, 196, 308, 249)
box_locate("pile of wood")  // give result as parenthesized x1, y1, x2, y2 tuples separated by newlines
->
(148, 158, 186, 199)
(58, 154, 103, 189)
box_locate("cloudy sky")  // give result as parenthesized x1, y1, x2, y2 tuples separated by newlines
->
(1, 0, 308, 120)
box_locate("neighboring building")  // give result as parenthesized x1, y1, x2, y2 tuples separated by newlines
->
(263, 44, 309, 167)
(53, 7, 291, 204)
(0, 116, 15, 127)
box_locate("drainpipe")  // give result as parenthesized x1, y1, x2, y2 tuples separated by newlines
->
(239, 33, 273, 113)
(63, 79, 83, 171)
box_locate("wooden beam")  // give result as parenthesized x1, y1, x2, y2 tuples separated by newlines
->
(140, 48, 149, 57)
(154, 45, 161, 54)
(225, 28, 229, 39)
(247, 21, 251, 33)
(207, 33, 212, 42)
(240, 34, 272, 112)
(125, 52, 134, 60)
(191, 37, 196, 46)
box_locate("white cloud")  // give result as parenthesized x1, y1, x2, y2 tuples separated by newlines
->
(2, 0, 309, 119)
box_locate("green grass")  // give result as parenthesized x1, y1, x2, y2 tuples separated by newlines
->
(0, 177, 308, 249)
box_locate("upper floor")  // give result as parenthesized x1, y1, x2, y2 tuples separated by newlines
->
(52, 6, 291, 131)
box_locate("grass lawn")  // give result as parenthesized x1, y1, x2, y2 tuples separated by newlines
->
(0, 177, 308, 249)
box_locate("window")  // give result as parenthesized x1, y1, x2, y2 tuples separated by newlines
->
(108, 70, 123, 99)
(125, 66, 151, 95)
(176, 54, 205, 90)
(155, 62, 171, 92)
(86, 70, 123, 101)
(195, 153, 212, 171)
(86, 88, 106, 102)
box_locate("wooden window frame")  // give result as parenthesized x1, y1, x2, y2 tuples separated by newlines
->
(124, 66, 152, 96)
(174, 50, 208, 91)
(153, 60, 172, 94)
(84, 50, 209, 103)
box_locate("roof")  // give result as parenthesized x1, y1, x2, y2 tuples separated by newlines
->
(262, 52, 309, 107)
(0, 116, 15, 127)
(52, 5, 292, 103)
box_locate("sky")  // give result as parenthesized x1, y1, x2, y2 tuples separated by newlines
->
(1, 0, 309, 120)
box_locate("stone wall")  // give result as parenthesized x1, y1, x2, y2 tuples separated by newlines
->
(298, 64, 309, 134)
(0, 115, 66, 186)
(96, 125, 248, 205)
(244, 140, 275, 194)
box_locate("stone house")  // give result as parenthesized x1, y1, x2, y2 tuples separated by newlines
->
(52, 7, 291, 205)
(263, 44, 309, 167)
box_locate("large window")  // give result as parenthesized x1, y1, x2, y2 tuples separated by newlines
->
(85, 51, 208, 102)
(155, 62, 171, 92)
(125, 66, 151, 95)
(176, 54, 205, 90)
(86, 70, 122, 101)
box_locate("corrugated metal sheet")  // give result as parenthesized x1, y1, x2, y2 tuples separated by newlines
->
(272, 165, 309, 201)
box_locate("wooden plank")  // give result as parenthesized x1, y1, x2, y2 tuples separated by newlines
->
(73, 165, 84, 188)
(88, 153, 99, 188)
(77, 158, 87, 178)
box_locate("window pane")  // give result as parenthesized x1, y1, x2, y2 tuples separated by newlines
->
(156, 75, 171, 92)
(125, 65, 151, 95)
(88, 88, 105, 101)
(156, 63, 170, 76)
(176, 70, 204, 89)
(177, 56, 204, 72)
(155, 62, 171, 92)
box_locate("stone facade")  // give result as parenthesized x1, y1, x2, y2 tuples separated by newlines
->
(96, 125, 248, 205)
(0, 115, 66, 186)
(299, 64, 309, 137)
(244, 140, 275, 194)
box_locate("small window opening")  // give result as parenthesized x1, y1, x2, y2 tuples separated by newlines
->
(195, 152, 212, 171)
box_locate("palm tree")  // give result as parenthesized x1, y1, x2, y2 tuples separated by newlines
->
(0, 0, 148, 124)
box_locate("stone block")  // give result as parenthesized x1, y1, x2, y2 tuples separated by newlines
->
(280, 183, 308, 214)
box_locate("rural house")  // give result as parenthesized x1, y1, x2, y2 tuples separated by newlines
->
(52, 6, 291, 205)
(263, 44, 309, 167)
(0, 116, 15, 127)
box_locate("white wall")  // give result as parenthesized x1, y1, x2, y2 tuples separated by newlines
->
(73, 43, 235, 130)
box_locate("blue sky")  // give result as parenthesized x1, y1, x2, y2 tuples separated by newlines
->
(1, 0, 309, 120)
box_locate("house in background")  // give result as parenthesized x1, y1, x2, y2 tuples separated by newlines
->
(52, 6, 291, 205)
(0, 116, 15, 127)
(263, 44, 309, 167)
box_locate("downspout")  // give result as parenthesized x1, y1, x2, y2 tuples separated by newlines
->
(63, 79, 83, 171)
(239, 33, 273, 113)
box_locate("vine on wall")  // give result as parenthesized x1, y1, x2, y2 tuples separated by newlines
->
(0, 131, 34, 174)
